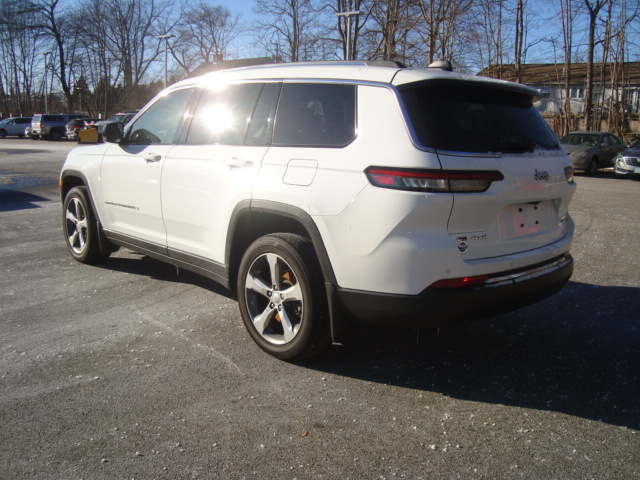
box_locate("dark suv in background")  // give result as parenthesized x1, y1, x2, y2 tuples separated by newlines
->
(31, 114, 89, 140)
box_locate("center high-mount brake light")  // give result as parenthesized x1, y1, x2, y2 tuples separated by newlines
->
(365, 167, 504, 193)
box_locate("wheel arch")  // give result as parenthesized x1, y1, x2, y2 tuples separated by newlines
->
(60, 170, 106, 231)
(60, 170, 89, 202)
(227, 202, 352, 345)
(225, 200, 337, 295)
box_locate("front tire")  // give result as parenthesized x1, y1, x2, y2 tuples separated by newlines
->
(237, 233, 331, 360)
(63, 186, 111, 264)
(586, 158, 598, 176)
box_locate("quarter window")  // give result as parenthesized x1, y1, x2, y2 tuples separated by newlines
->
(273, 83, 356, 147)
(127, 88, 193, 145)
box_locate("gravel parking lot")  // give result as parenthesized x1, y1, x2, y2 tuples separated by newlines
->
(1, 139, 638, 479)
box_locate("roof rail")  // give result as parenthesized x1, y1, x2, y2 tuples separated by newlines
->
(253, 60, 406, 69)
(361, 60, 407, 68)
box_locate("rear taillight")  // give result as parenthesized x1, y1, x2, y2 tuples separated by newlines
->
(365, 167, 503, 193)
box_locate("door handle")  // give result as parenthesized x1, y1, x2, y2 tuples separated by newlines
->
(144, 152, 161, 163)
(226, 157, 253, 168)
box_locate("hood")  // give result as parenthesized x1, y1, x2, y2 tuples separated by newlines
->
(620, 147, 640, 157)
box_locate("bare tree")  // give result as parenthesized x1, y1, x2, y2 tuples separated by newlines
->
(254, 0, 325, 62)
(73, 0, 178, 110)
(21, 0, 78, 111)
(367, 0, 420, 63)
(514, 0, 525, 82)
(172, 3, 242, 74)
(606, 0, 639, 138)
(416, 0, 474, 66)
(0, 0, 41, 113)
(583, 0, 609, 130)
(559, 0, 577, 135)
(475, 0, 508, 73)
(333, 0, 371, 60)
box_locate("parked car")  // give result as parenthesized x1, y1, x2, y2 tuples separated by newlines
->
(31, 113, 89, 140)
(65, 118, 100, 141)
(0, 117, 32, 138)
(614, 138, 640, 178)
(559, 131, 627, 176)
(60, 61, 576, 360)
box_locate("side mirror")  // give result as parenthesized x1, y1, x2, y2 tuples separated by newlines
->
(104, 122, 124, 143)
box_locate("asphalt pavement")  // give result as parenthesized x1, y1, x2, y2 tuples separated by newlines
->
(0, 138, 638, 479)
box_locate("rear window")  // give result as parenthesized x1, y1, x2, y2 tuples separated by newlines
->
(273, 83, 356, 147)
(400, 80, 559, 154)
(559, 133, 600, 146)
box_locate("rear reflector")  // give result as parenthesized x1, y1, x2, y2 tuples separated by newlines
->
(365, 167, 503, 193)
(428, 254, 571, 290)
(428, 275, 489, 289)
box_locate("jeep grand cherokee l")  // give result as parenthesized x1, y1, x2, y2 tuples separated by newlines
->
(60, 61, 576, 360)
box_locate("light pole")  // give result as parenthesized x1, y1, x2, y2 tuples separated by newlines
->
(156, 34, 174, 89)
(336, 10, 361, 61)
(42, 52, 51, 113)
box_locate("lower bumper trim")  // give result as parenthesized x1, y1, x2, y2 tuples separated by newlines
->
(335, 254, 573, 328)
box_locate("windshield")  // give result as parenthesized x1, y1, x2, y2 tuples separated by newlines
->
(559, 133, 600, 147)
(105, 114, 131, 123)
(400, 80, 559, 154)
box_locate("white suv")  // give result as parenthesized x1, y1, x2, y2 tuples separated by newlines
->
(60, 61, 576, 359)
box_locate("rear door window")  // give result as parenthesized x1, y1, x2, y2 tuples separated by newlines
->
(607, 134, 622, 146)
(400, 80, 559, 154)
(273, 83, 356, 147)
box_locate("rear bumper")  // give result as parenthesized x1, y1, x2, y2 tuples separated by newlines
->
(334, 254, 573, 328)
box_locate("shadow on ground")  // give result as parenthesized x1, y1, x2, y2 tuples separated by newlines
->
(305, 280, 639, 431)
(92, 251, 639, 431)
(0, 188, 51, 212)
(96, 251, 235, 300)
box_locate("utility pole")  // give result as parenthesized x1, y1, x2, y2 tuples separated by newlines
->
(156, 34, 175, 89)
(42, 52, 51, 113)
(336, 10, 361, 61)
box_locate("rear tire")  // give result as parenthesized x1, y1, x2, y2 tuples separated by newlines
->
(49, 129, 62, 141)
(63, 186, 111, 264)
(237, 233, 331, 360)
